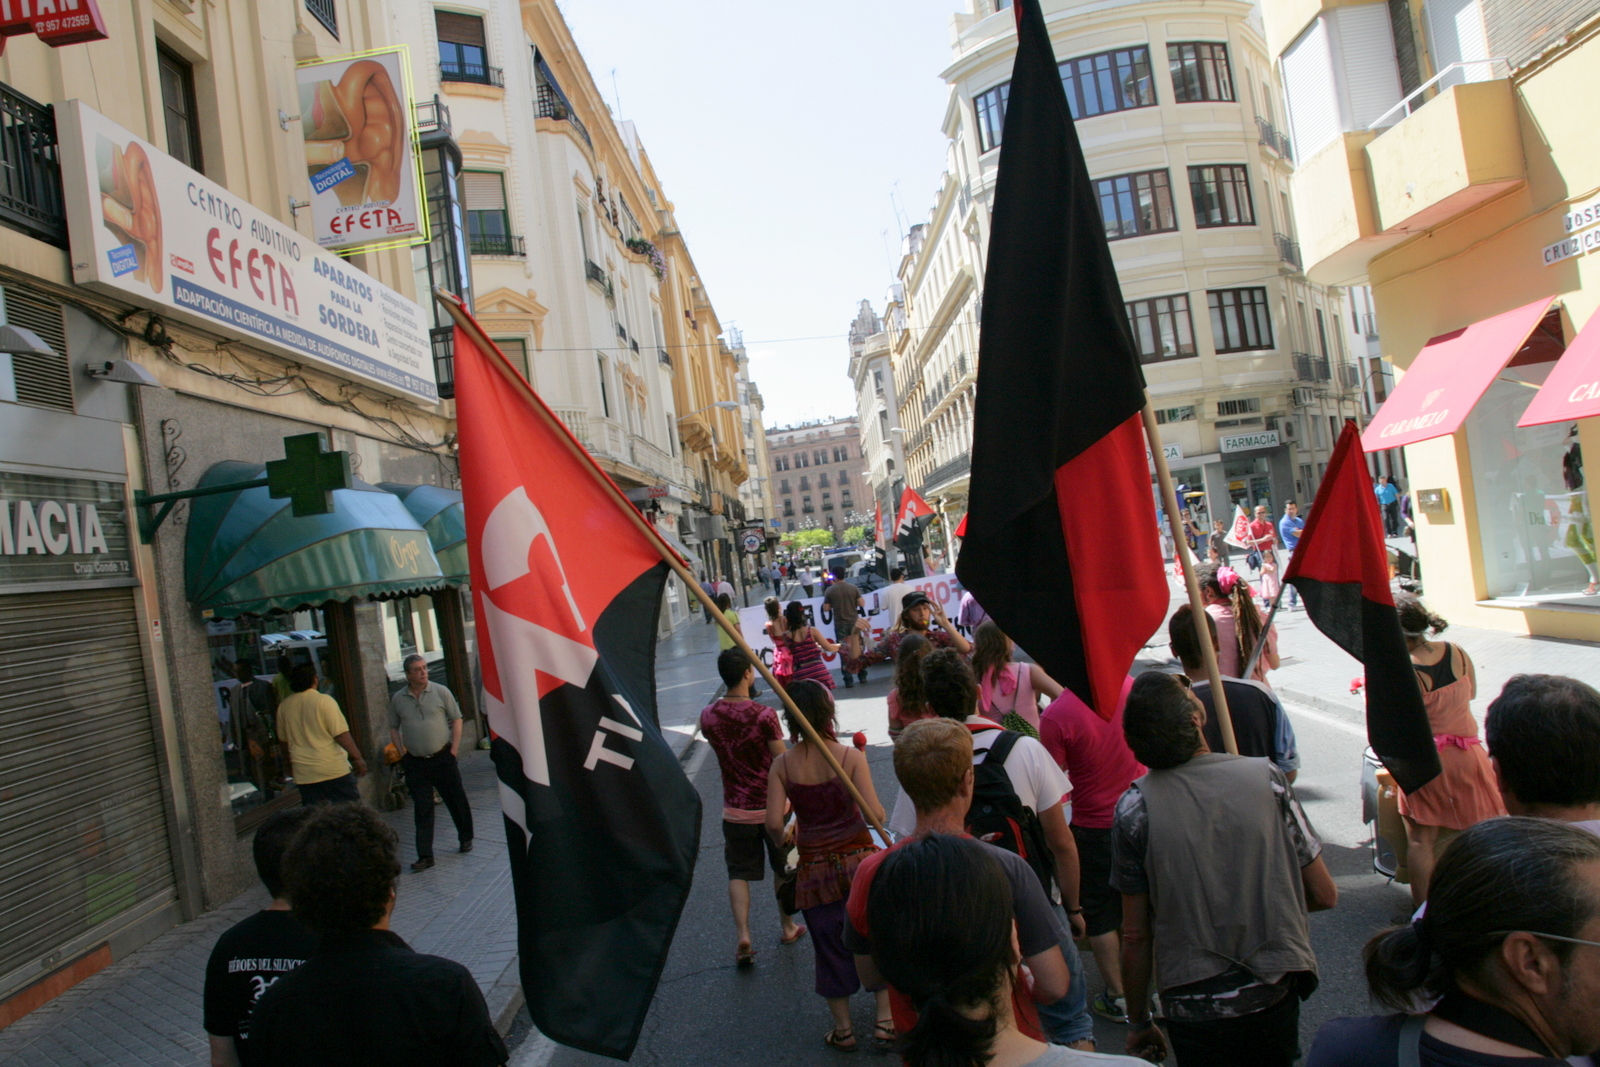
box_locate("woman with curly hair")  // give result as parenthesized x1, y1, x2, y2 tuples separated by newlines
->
(970, 622, 1064, 737)
(1392, 595, 1505, 905)
(1198, 562, 1278, 684)
(888, 633, 933, 741)
(767, 680, 890, 1052)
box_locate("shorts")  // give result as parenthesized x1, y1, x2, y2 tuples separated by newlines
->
(722, 820, 786, 882)
(1072, 824, 1121, 938)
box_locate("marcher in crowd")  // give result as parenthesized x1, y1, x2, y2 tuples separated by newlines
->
(848, 719, 1071, 1048)
(701, 648, 804, 966)
(1395, 595, 1504, 905)
(1486, 673, 1600, 835)
(887, 632, 933, 741)
(699, 574, 716, 624)
(888, 651, 1095, 1049)
(861, 833, 1147, 1067)
(1208, 519, 1231, 566)
(1180, 508, 1204, 556)
(971, 621, 1064, 736)
(716, 574, 736, 605)
(715, 592, 740, 651)
(958, 588, 990, 633)
(1258, 547, 1282, 606)
(822, 569, 870, 688)
(387, 654, 473, 873)
(1169, 606, 1300, 778)
(775, 601, 839, 690)
(1277, 501, 1305, 610)
(882, 567, 910, 625)
(1248, 504, 1278, 573)
(854, 590, 971, 673)
(1039, 676, 1141, 1027)
(1198, 563, 1279, 684)
(1114, 671, 1336, 1066)
(1376, 475, 1403, 537)
(762, 597, 793, 690)
(250, 803, 508, 1067)
(204, 807, 319, 1067)
(764, 680, 888, 1052)
(1307, 817, 1600, 1066)
(277, 665, 365, 805)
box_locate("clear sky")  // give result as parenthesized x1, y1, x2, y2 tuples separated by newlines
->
(556, 0, 962, 429)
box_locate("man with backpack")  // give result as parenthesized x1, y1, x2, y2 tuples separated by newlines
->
(885, 649, 1096, 1049)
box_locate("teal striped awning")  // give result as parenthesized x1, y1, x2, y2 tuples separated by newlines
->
(379, 482, 468, 584)
(186, 461, 446, 618)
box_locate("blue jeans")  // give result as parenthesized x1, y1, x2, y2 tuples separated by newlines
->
(1034, 905, 1093, 1045)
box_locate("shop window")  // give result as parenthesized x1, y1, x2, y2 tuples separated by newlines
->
(1465, 363, 1597, 599)
(158, 45, 203, 173)
(382, 595, 450, 694)
(1125, 293, 1196, 363)
(209, 603, 358, 826)
(1095, 170, 1177, 240)
(1169, 42, 1234, 102)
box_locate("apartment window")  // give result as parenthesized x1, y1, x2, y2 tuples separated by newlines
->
(597, 356, 610, 417)
(1095, 170, 1177, 240)
(1154, 405, 1196, 424)
(1208, 288, 1274, 352)
(842, 492, 853, 508)
(305, 0, 338, 37)
(436, 11, 493, 84)
(796, 452, 808, 468)
(799, 475, 810, 491)
(1059, 47, 1155, 119)
(822, 493, 833, 509)
(1315, 308, 1329, 358)
(834, 446, 849, 462)
(873, 369, 884, 396)
(974, 82, 1010, 153)
(775, 455, 788, 471)
(783, 500, 794, 517)
(877, 410, 889, 438)
(158, 46, 203, 172)
(1189, 165, 1254, 227)
(1168, 42, 1234, 102)
(814, 449, 827, 466)
(464, 172, 516, 255)
(803, 496, 813, 513)
(818, 473, 829, 488)
(779, 479, 790, 494)
(1217, 397, 1262, 417)
(1125, 294, 1196, 363)
(495, 338, 530, 380)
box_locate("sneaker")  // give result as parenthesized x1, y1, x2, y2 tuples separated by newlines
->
(858, 671, 869, 684)
(1090, 992, 1127, 1024)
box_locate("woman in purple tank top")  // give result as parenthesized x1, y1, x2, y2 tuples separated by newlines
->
(766, 680, 889, 1052)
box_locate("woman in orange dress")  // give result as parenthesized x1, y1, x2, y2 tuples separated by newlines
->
(1394, 595, 1505, 905)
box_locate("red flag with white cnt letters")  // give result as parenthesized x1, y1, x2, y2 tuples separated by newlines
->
(439, 293, 700, 1061)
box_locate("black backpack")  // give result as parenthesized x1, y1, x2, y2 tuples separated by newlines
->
(965, 727, 1056, 898)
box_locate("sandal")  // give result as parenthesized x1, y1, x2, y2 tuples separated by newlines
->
(824, 1028, 857, 1053)
(780, 924, 808, 945)
(872, 1019, 896, 1050)
(735, 941, 756, 966)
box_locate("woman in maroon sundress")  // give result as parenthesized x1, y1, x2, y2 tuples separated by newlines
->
(775, 600, 840, 690)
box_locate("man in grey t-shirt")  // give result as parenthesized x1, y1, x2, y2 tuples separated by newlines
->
(388, 655, 473, 872)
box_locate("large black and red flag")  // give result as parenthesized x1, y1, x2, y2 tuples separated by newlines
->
(1284, 421, 1440, 793)
(956, 0, 1167, 717)
(441, 294, 701, 1060)
(895, 486, 936, 573)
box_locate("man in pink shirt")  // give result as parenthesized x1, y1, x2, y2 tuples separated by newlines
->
(1039, 675, 1144, 1023)
(700, 648, 805, 964)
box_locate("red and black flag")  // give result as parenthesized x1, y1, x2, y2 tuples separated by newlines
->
(894, 486, 936, 572)
(441, 295, 701, 1060)
(956, 0, 1168, 717)
(1284, 421, 1440, 793)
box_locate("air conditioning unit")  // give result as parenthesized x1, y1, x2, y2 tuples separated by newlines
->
(1292, 387, 1315, 407)
(1281, 419, 1298, 441)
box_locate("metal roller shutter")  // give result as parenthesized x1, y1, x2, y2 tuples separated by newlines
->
(0, 588, 175, 981)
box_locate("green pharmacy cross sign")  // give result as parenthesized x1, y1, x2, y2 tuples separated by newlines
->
(133, 432, 353, 543)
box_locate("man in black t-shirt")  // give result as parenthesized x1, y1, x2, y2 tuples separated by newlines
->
(204, 807, 319, 1067)
(251, 803, 507, 1067)
(1169, 606, 1300, 779)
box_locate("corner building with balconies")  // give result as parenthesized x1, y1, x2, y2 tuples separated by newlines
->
(893, 0, 1365, 538)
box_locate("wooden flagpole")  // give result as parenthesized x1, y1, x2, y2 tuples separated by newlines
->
(1143, 405, 1238, 754)
(435, 290, 889, 839)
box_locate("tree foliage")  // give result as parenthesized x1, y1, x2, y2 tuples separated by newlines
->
(784, 528, 835, 550)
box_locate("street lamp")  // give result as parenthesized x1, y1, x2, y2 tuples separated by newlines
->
(677, 400, 740, 421)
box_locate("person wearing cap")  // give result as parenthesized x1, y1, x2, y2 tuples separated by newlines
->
(850, 589, 970, 673)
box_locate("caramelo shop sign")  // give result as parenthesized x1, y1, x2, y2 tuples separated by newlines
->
(57, 101, 438, 404)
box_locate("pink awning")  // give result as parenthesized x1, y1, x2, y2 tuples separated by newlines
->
(1519, 308, 1600, 427)
(1360, 297, 1555, 452)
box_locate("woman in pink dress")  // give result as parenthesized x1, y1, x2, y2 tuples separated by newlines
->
(1198, 563, 1279, 684)
(763, 597, 793, 690)
(775, 600, 839, 691)
(968, 622, 1064, 736)
(1394, 595, 1505, 905)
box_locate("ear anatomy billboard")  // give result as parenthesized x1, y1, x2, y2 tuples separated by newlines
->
(57, 100, 439, 404)
(296, 48, 429, 252)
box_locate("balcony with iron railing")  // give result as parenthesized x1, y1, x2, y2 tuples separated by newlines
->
(658, 347, 672, 369)
(920, 449, 972, 494)
(0, 83, 66, 249)
(1274, 232, 1301, 271)
(441, 60, 504, 87)
(468, 232, 525, 257)
(1292, 352, 1331, 383)
(414, 95, 451, 138)
(1255, 116, 1293, 162)
(430, 327, 455, 399)
(536, 84, 592, 148)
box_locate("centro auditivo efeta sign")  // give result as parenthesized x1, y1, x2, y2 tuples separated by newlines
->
(56, 100, 438, 405)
